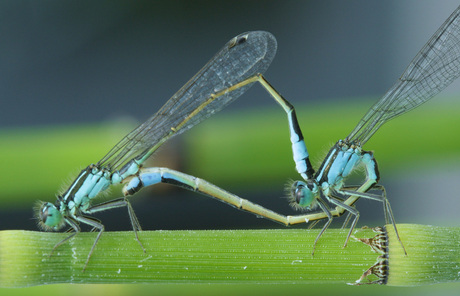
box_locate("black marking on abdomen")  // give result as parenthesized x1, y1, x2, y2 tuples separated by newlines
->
(162, 177, 195, 191)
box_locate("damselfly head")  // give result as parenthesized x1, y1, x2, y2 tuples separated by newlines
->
(286, 180, 319, 211)
(34, 201, 65, 231)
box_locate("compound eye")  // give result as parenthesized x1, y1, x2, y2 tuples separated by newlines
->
(36, 202, 63, 230)
(293, 182, 306, 204)
(39, 203, 52, 223)
(289, 180, 317, 209)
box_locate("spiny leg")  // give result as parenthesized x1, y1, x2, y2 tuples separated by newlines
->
(339, 185, 406, 254)
(338, 185, 363, 229)
(86, 197, 145, 252)
(338, 186, 384, 230)
(375, 185, 406, 255)
(125, 197, 143, 231)
(311, 197, 333, 255)
(324, 180, 379, 229)
(307, 219, 320, 229)
(74, 215, 106, 272)
(371, 185, 393, 224)
(283, 180, 381, 226)
(343, 184, 391, 224)
(340, 210, 355, 230)
(50, 218, 80, 257)
(337, 185, 403, 248)
(328, 191, 361, 248)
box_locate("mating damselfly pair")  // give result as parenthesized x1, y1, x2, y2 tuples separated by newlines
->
(38, 5, 460, 270)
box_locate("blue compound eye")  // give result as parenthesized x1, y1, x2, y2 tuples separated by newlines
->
(36, 202, 64, 230)
(294, 182, 306, 204)
(290, 180, 318, 210)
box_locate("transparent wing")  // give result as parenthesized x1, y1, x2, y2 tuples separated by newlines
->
(97, 31, 277, 172)
(347, 6, 460, 145)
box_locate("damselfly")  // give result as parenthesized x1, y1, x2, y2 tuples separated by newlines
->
(287, 5, 460, 252)
(173, 5, 460, 254)
(36, 31, 307, 270)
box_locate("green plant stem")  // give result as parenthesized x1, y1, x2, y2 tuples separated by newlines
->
(1, 228, 377, 287)
(386, 224, 460, 286)
(1, 225, 459, 288)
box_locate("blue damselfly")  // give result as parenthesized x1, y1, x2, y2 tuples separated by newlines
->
(36, 31, 307, 270)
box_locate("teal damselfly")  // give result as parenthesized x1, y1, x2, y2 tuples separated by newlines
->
(287, 5, 460, 252)
(36, 31, 309, 270)
(194, 6, 460, 254)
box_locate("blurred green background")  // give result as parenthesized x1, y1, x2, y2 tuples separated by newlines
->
(1, 0, 460, 294)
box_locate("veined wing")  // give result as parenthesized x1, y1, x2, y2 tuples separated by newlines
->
(347, 6, 460, 145)
(97, 31, 277, 172)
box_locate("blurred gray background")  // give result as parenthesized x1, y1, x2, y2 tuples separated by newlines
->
(1, 0, 460, 231)
(3, 0, 460, 127)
